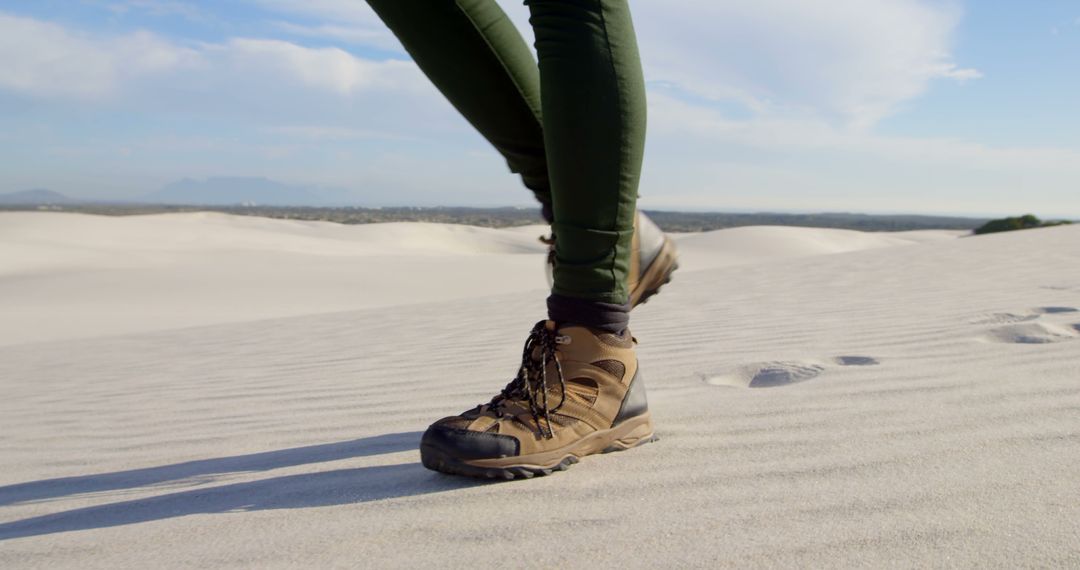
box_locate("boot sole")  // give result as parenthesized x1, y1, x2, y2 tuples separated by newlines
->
(420, 413, 656, 480)
(630, 236, 679, 308)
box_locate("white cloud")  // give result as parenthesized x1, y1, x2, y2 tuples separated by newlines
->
(103, 0, 204, 20)
(0, 12, 424, 101)
(0, 10, 464, 165)
(271, 21, 400, 50)
(243, 0, 981, 130)
(939, 67, 983, 81)
(487, 0, 982, 130)
(250, 1, 407, 51)
(207, 38, 420, 95)
(648, 93, 1080, 171)
(630, 0, 979, 128)
(252, 0, 981, 130)
(0, 13, 197, 98)
(260, 125, 412, 141)
(640, 93, 1080, 216)
(247, 0, 384, 26)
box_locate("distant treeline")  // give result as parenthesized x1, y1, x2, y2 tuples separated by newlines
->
(973, 214, 1072, 235)
(641, 211, 990, 232)
(2, 203, 996, 232)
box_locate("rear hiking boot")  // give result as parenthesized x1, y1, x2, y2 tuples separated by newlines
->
(420, 320, 655, 479)
(543, 210, 679, 308)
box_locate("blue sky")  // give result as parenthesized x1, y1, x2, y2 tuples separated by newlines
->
(1, 0, 1078, 217)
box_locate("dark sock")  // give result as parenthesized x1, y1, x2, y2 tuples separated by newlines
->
(546, 294, 630, 334)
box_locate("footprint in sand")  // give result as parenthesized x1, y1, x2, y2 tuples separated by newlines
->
(970, 306, 1078, 325)
(1041, 285, 1080, 292)
(835, 355, 880, 366)
(970, 312, 1041, 325)
(980, 322, 1080, 344)
(975, 306, 1080, 344)
(702, 356, 879, 388)
(1036, 306, 1079, 315)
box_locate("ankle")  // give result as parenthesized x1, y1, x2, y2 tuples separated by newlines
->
(546, 294, 630, 334)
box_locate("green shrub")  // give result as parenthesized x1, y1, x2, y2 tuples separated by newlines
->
(973, 214, 1072, 235)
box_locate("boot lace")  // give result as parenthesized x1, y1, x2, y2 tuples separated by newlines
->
(539, 233, 556, 265)
(490, 320, 569, 439)
(540, 233, 557, 288)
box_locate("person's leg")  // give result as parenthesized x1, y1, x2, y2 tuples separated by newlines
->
(403, 0, 656, 479)
(527, 0, 647, 328)
(365, 0, 553, 221)
(368, 1, 666, 332)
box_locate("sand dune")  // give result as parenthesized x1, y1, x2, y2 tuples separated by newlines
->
(2, 213, 1079, 567)
(672, 225, 962, 270)
(0, 213, 958, 346)
(0, 213, 552, 345)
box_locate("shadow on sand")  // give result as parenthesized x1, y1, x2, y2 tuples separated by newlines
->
(0, 431, 483, 541)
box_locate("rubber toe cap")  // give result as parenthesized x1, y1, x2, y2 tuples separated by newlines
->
(420, 425, 520, 461)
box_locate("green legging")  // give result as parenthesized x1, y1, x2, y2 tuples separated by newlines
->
(366, 0, 646, 305)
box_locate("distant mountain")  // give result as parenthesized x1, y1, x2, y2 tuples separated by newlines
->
(146, 177, 350, 206)
(0, 189, 74, 205)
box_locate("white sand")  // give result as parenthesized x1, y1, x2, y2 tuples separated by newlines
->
(0, 213, 959, 346)
(0, 212, 550, 346)
(1, 212, 1078, 567)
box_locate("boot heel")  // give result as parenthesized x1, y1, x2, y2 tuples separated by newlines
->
(603, 417, 657, 453)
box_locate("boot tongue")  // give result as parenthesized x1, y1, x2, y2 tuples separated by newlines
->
(550, 322, 629, 362)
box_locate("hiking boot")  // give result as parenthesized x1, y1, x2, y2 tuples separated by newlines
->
(420, 320, 655, 479)
(543, 211, 679, 308)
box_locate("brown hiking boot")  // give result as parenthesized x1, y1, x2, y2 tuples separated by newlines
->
(420, 320, 655, 479)
(543, 211, 679, 308)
